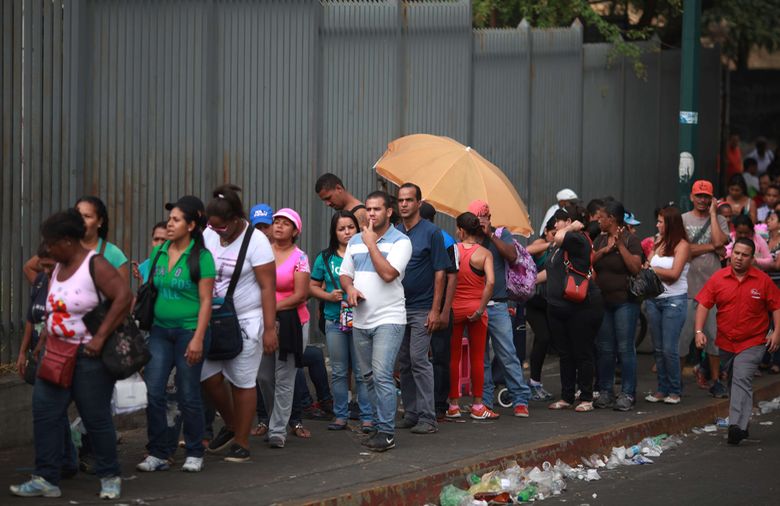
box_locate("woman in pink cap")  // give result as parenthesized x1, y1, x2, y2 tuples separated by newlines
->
(257, 208, 311, 448)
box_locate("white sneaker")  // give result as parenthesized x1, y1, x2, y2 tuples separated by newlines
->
(136, 455, 170, 472)
(182, 456, 203, 472)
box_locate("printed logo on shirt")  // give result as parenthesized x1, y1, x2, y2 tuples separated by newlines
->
(751, 288, 761, 299)
(174, 267, 183, 278)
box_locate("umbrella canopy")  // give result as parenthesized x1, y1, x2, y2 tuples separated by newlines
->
(373, 134, 532, 236)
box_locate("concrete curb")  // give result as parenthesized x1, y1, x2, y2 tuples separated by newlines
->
(290, 377, 780, 506)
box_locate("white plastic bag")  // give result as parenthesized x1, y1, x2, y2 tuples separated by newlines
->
(112, 372, 148, 415)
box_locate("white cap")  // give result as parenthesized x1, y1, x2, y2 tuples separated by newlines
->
(556, 188, 578, 201)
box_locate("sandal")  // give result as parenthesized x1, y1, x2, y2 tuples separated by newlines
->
(575, 401, 594, 412)
(250, 423, 268, 437)
(327, 419, 348, 431)
(548, 400, 572, 410)
(290, 422, 311, 439)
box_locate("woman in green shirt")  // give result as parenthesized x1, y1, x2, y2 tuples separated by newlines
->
(136, 196, 215, 474)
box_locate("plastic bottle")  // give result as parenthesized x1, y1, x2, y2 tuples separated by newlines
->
(439, 484, 471, 506)
(516, 484, 537, 502)
(626, 444, 642, 458)
(467, 473, 481, 486)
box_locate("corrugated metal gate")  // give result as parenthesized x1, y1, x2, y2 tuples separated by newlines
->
(0, 0, 720, 363)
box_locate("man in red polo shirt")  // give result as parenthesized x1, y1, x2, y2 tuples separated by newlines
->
(695, 237, 780, 445)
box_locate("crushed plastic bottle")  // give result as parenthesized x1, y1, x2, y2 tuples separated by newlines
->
(715, 417, 729, 428)
(625, 444, 642, 458)
(554, 459, 578, 480)
(439, 485, 471, 506)
(585, 469, 601, 481)
(758, 398, 780, 414)
(516, 484, 537, 502)
(467, 473, 481, 486)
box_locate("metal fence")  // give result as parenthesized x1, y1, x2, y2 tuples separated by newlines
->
(0, 0, 721, 364)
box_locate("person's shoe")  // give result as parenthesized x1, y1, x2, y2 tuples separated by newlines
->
(471, 405, 500, 420)
(710, 380, 729, 399)
(410, 421, 438, 434)
(224, 444, 251, 463)
(663, 394, 681, 405)
(207, 426, 235, 453)
(644, 392, 665, 403)
(327, 419, 348, 431)
(10, 476, 62, 498)
(268, 436, 285, 449)
(445, 406, 462, 418)
(592, 390, 601, 400)
(181, 456, 204, 472)
(361, 432, 379, 447)
(99, 476, 121, 500)
(136, 455, 170, 472)
(513, 404, 530, 417)
(319, 399, 334, 416)
(694, 364, 710, 389)
(727, 424, 748, 445)
(529, 382, 553, 402)
(613, 393, 635, 412)
(365, 432, 395, 452)
(302, 404, 329, 420)
(593, 391, 614, 409)
(396, 417, 417, 429)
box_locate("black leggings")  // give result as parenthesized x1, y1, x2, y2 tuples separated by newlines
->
(547, 299, 604, 404)
(526, 302, 551, 382)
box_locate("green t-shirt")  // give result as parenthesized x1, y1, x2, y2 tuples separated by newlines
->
(311, 251, 345, 322)
(152, 240, 216, 330)
(96, 238, 128, 270)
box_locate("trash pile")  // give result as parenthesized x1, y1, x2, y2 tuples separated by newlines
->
(437, 434, 683, 505)
(689, 395, 780, 435)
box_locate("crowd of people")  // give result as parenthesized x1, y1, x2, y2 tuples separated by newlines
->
(9, 153, 780, 498)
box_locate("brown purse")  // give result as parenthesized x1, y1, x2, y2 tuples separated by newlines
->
(37, 335, 81, 388)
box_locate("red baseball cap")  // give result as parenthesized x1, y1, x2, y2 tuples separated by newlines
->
(690, 180, 714, 197)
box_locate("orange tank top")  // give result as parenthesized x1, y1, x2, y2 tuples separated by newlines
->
(453, 243, 486, 314)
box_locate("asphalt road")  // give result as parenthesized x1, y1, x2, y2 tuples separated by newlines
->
(547, 408, 780, 506)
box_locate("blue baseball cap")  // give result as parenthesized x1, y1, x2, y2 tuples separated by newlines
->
(250, 203, 273, 226)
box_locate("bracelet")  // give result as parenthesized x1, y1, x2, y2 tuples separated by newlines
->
(695, 330, 704, 334)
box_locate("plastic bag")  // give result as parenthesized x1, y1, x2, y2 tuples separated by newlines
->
(111, 372, 148, 415)
(440, 484, 471, 506)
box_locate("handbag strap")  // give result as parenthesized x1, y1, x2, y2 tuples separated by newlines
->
(563, 232, 593, 278)
(88, 254, 104, 303)
(322, 250, 339, 289)
(144, 246, 165, 288)
(224, 224, 254, 303)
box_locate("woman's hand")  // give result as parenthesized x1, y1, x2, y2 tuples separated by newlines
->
(16, 353, 27, 380)
(467, 309, 484, 322)
(84, 335, 107, 357)
(329, 289, 344, 303)
(185, 338, 203, 366)
(262, 327, 278, 355)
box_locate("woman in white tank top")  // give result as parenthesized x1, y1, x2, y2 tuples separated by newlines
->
(644, 207, 691, 405)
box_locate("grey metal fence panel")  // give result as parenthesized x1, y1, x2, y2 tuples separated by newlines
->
(582, 43, 625, 202)
(0, 1, 725, 363)
(471, 26, 532, 209)
(529, 23, 584, 236)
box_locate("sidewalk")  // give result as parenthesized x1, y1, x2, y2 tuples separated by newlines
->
(2, 355, 780, 506)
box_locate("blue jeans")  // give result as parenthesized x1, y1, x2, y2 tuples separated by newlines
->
(145, 326, 209, 459)
(482, 302, 531, 408)
(353, 324, 405, 435)
(325, 321, 372, 422)
(597, 301, 639, 397)
(646, 295, 686, 396)
(33, 352, 118, 485)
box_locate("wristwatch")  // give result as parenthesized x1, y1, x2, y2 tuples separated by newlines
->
(695, 330, 704, 334)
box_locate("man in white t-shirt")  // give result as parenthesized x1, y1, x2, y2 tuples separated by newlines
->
(340, 191, 412, 453)
(539, 188, 579, 236)
(200, 197, 277, 463)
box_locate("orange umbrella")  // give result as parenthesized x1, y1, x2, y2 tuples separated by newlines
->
(373, 134, 532, 236)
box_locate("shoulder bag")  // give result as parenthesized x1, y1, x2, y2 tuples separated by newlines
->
(132, 246, 165, 331)
(628, 267, 665, 299)
(562, 249, 592, 303)
(83, 256, 150, 379)
(323, 254, 352, 333)
(208, 226, 254, 360)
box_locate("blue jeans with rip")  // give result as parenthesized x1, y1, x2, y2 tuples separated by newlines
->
(33, 352, 118, 485)
(145, 326, 209, 459)
(646, 295, 687, 396)
(352, 324, 405, 435)
(596, 301, 639, 398)
(482, 301, 531, 408)
(325, 321, 372, 422)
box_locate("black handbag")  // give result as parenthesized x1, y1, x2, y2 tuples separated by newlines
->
(628, 267, 665, 299)
(208, 226, 254, 361)
(84, 256, 151, 379)
(133, 247, 164, 331)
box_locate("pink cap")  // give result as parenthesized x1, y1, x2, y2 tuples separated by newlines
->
(273, 208, 302, 233)
(467, 199, 490, 217)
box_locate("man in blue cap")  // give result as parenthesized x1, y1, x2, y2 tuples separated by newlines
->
(250, 203, 274, 242)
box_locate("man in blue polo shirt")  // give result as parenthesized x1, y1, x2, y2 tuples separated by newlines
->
(395, 183, 451, 434)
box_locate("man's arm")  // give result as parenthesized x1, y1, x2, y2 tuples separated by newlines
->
(426, 270, 445, 332)
(490, 231, 517, 263)
(694, 303, 712, 350)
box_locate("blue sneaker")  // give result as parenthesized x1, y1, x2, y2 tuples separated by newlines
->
(10, 476, 62, 498)
(99, 476, 121, 500)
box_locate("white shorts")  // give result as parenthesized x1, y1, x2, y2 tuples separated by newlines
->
(201, 315, 263, 389)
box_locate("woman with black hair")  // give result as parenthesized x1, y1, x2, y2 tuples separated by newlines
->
(11, 209, 131, 499)
(136, 196, 215, 474)
(200, 185, 277, 462)
(725, 173, 758, 224)
(544, 206, 604, 412)
(310, 210, 373, 431)
(592, 200, 643, 411)
(23, 195, 130, 285)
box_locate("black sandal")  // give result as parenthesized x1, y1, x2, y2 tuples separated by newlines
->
(327, 419, 348, 431)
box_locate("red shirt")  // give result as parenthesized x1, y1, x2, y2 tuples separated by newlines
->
(696, 266, 780, 353)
